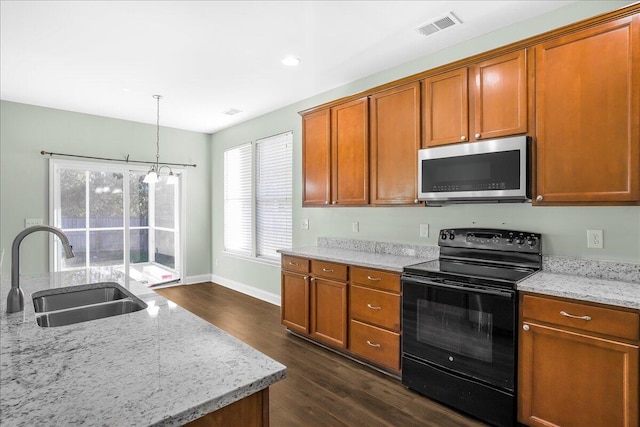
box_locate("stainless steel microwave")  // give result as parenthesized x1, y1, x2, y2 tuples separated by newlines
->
(417, 135, 531, 204)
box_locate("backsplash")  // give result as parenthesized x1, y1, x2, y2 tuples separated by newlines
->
(317, 237, 439, 259)
(317, 237, 640, 284)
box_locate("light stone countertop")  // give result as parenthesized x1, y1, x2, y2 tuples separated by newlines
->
(279, 239, 639, 311)
(277, 245, 434, 272)
(518, 271, 639, 310)
(0, 269, 286, 426)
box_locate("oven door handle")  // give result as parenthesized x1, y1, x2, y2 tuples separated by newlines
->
(403, 276, 514, 299)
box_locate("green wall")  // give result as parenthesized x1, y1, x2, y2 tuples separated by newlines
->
(0, 100, 212, 277)
(210, 0, 640, 297)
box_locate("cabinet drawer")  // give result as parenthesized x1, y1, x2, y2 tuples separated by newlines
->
(350, 285, 400, 332)
(351, 267, 400, 293)
(282, 255, 309, 274)
(311, 260, 348, 281)
(350, 319, 400, 371)
(522, 294, 639, 341)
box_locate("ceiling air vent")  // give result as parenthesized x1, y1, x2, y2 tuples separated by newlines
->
(415, 12, 462, 37)
(223, 108, 243, 116)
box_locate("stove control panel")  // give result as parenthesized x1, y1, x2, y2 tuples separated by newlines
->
(439, 228, 542, 254)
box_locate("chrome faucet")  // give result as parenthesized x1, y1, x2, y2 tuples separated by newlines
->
(6, 225, 75, 313)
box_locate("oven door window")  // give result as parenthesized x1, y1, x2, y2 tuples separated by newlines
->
(403, 279, 515, 390)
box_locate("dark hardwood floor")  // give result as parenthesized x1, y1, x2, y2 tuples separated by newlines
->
(155, 282, 488, 427)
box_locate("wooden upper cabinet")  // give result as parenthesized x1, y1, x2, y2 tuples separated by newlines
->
(535, 16, 640, 205)
(423, 67, 469, 147)
(302, 109, 331, 206)
(369, 82, 421, 205)
(331, 97, 369, 206)
(422, 50, 528, 148)
(470, 50, 528, 141)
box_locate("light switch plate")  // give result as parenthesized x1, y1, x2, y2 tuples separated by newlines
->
(420, 224, 429, 238)
(301, 219, 309, 230)
(25, 218, 43, 228)
(352, 222, 359, 233)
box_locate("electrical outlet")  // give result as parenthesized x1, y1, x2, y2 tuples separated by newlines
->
(420, 224, 429, 238)
(301, 219, 309, 230)
(587, 229, 603, 249)
(25, 218, 43, 228)
(352, 222, 359, 233)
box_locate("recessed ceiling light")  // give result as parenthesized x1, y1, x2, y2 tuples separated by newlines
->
(281, 56, 301, 67)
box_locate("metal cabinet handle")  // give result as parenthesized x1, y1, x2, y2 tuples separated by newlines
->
(322, 268, 334, 272)
(303, 276, 309, 280)
(367, 276, 382, 281)
(289, 262, 299, 266)
(536, 195, 543, 202)
(324, 201, 329, 205)
(367, 304, 382, 311)
(414, 198, 419, 204)
(310, 278, 315, 282)
(366, 340, 381, 348)
(332, 201, 337, 205)
(475, 133, 481, 138)
(460, 135, 466, 141)
(523, 324, 530, 331)
(560, 311, 592, 321)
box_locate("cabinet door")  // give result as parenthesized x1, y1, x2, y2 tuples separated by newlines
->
(281, 271, 309, 334)
(470, 50, 527, 141)
(369, 82, 421, 205)
(519, 321, 639, 427)
(422, 67, 469, 147)
(535, 17, 640, 204)
(302, 108, 331, 206)
(331, 98, 369, 205)
(310, 277, 348, 348)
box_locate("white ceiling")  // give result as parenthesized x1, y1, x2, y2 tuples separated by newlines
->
(1, 1, 578, 134)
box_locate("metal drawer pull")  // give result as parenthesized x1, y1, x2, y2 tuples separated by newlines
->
(367, 304, 382, 311)
(367, 276, 382, 281)
(560, 311, 592, 321)
(366, 340, 381, 348)
(288, 262, 299, 266)
(322, 268, 334, 272)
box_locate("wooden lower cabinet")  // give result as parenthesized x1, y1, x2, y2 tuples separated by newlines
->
(350, 319, 400, 371)
(281, 257, 402, 375)
(281, 271, 309, 334)
(518, 294, 639, 427)
(310, 277, 348, 349)
(185, 388, 269, 427)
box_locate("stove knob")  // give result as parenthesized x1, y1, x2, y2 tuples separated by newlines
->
(527, 237, 538, 247)
(506, 238, 514, 244)
(515, 237, 525, 245)
(449, 232, 455, 240)
(440, 231, 449, 240)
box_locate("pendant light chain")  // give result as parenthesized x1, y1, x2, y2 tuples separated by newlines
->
(154, 94, 162, 171)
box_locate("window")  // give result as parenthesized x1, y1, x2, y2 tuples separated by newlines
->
(50, 159, 184, 288)
(223, 131, 292, 261)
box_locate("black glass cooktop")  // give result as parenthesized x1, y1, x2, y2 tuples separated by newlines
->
(403, 258, 538, 287)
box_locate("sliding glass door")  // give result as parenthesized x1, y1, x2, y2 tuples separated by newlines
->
(50, 160, 183, 289)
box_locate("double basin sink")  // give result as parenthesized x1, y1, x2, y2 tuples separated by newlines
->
(32, 282, 147, 327)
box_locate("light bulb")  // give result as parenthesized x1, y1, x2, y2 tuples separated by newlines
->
(143, 171, 158, 184)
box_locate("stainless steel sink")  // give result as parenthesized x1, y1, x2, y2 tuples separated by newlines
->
(32, 282, 147, 328)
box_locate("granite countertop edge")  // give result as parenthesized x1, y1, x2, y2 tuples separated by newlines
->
(278, 246, 639, 311)
(0, 270, 287, 426)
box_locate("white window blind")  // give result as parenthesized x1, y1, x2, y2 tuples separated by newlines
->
(256, 132, 292, 259)
(224, 143, 253, 255)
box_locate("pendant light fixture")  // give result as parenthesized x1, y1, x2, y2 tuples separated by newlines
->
(144, 95, 178, 185)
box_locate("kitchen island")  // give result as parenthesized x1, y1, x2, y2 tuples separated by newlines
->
(0, 269, 286, 426)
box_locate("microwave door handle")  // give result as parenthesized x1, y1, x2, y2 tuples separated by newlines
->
(403, 276, 514, 299)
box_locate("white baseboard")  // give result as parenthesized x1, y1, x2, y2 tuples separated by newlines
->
(208, 274, 281, 307)
(183, 274, 214, 285)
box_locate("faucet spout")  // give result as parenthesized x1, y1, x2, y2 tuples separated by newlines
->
(6, 225, 75, 313)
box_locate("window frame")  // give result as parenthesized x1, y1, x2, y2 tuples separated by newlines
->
(48, 158, 187, 284)
(222, 131, 293, 265)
